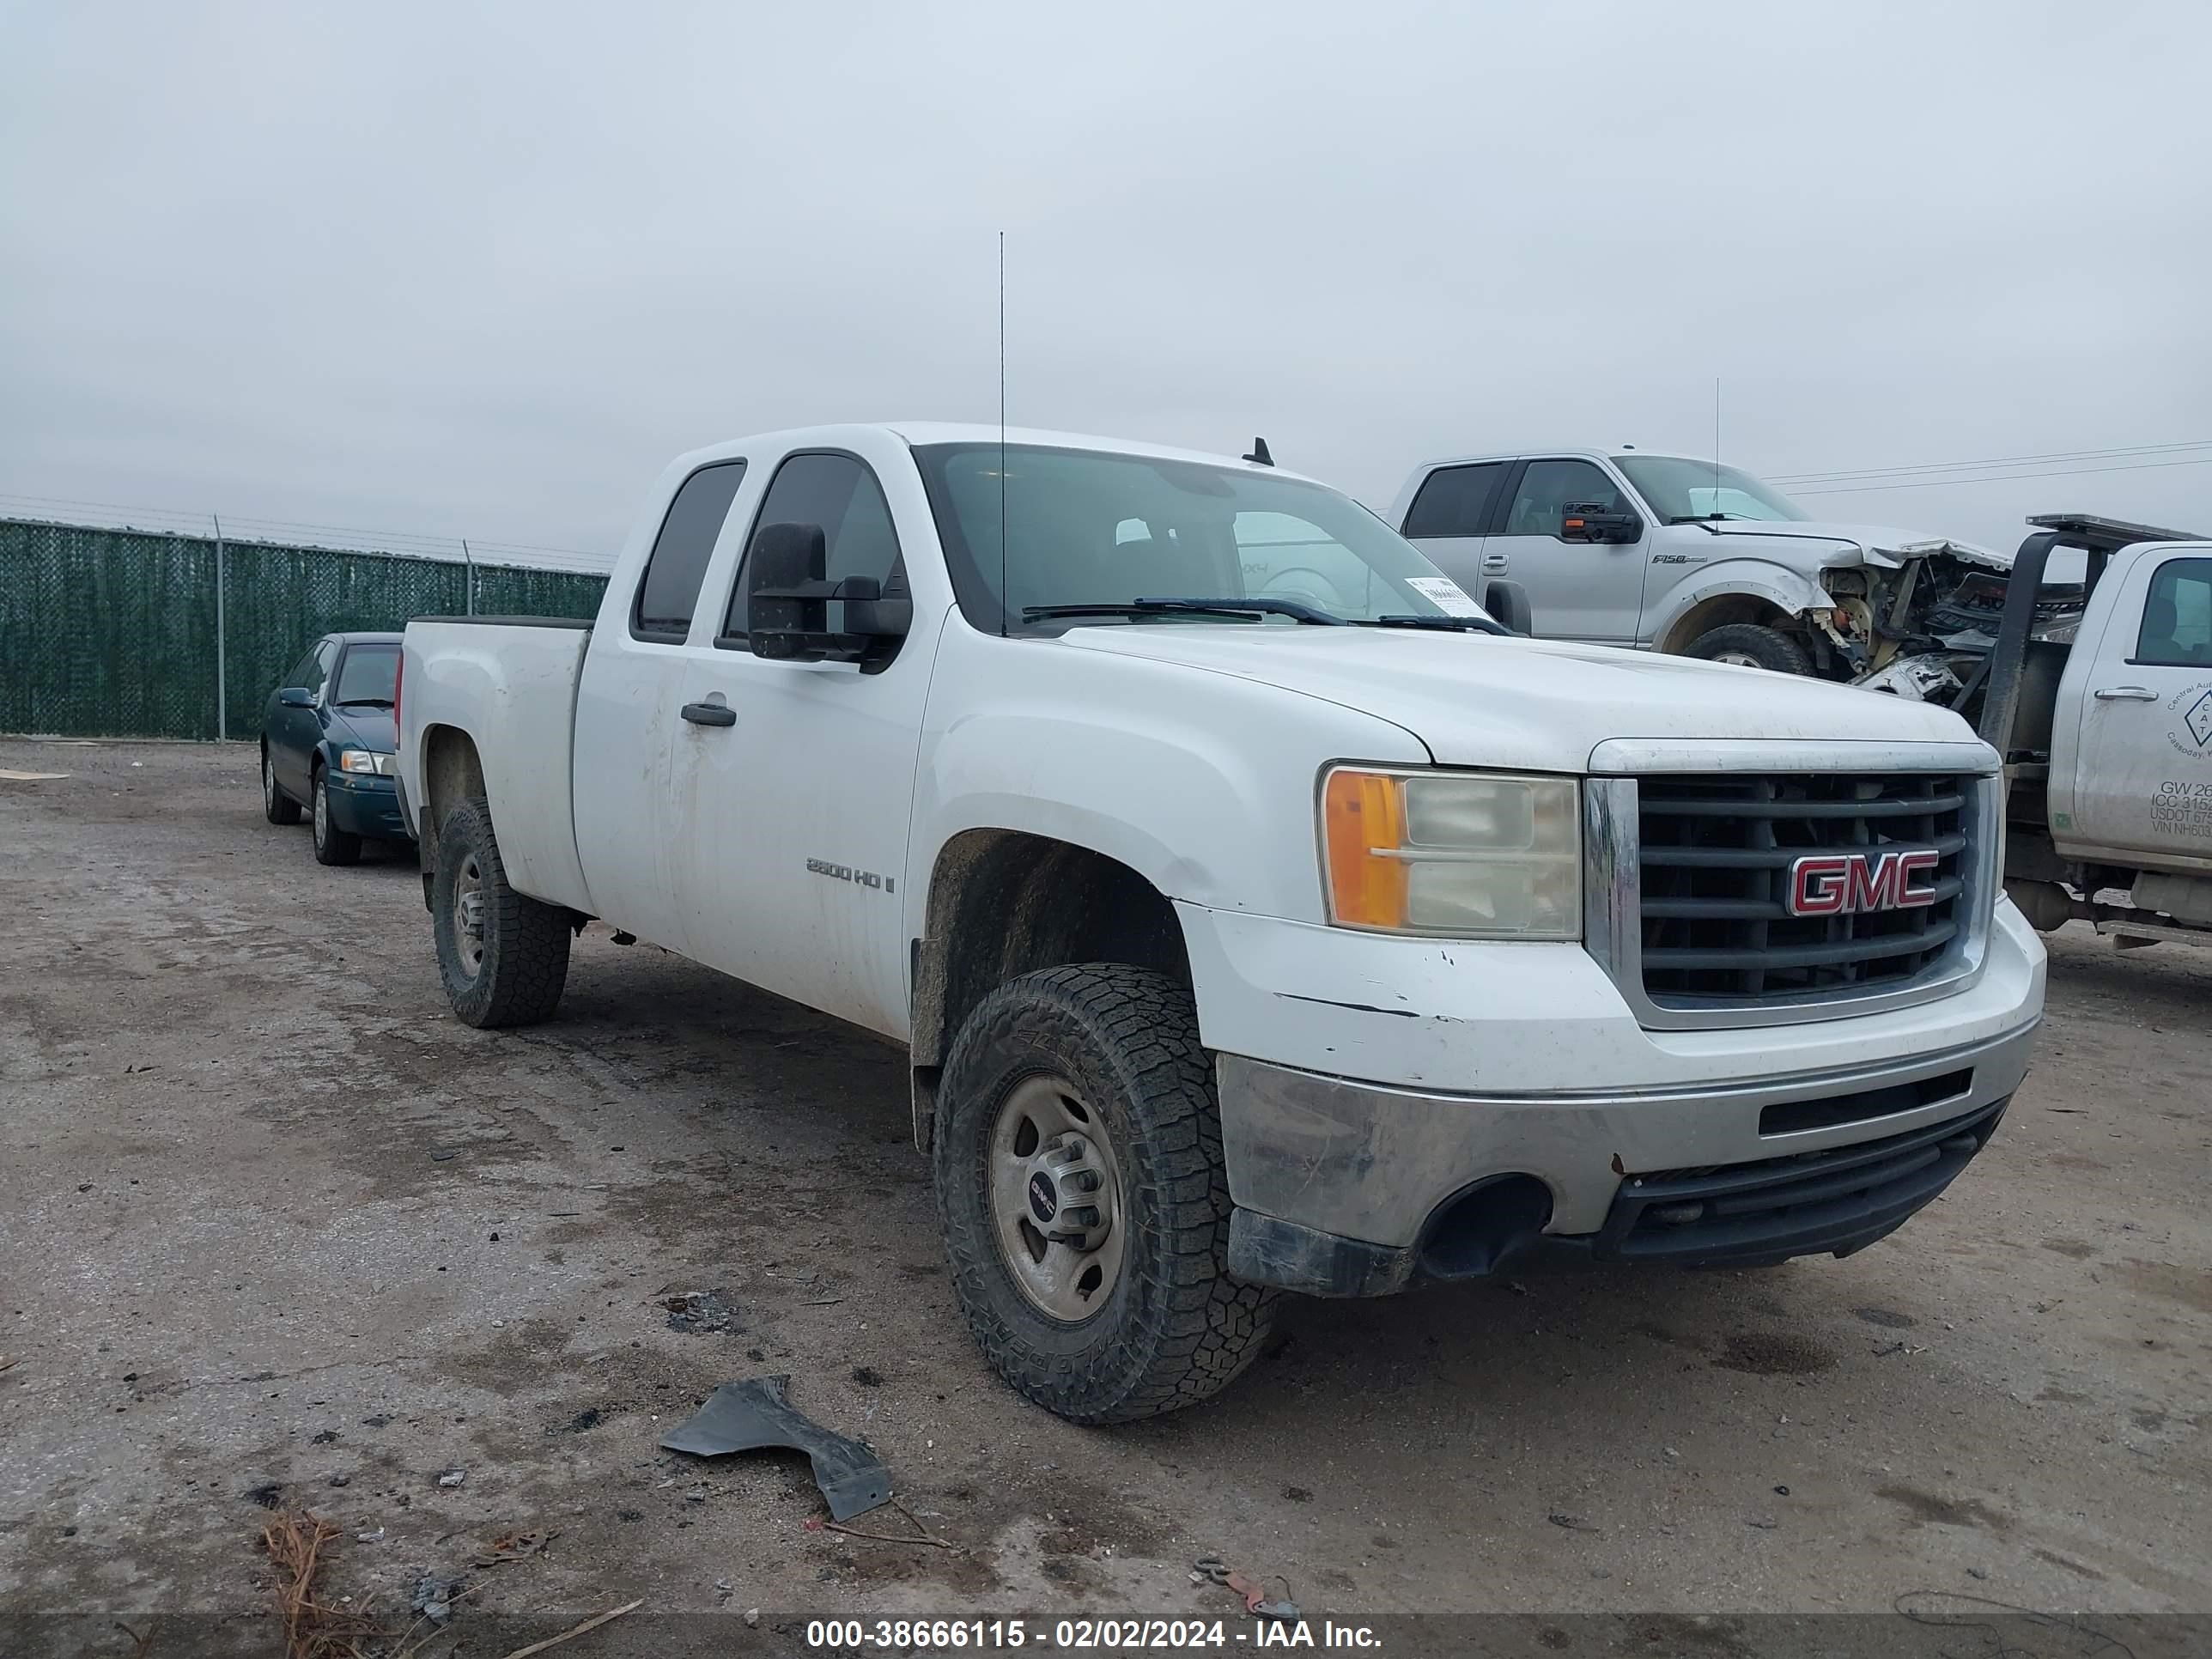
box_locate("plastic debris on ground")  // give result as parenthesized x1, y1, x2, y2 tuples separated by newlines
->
(660, 1375, 890, 1520)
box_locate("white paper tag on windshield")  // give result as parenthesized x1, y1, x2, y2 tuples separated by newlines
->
(1405, 576, 1485, 618)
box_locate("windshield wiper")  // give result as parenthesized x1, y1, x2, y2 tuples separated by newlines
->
(1364, 614, 1507, 635)
(1023, 597, 1347, 626)
(333, 697, 395, 708)
(1668, 514, 1729, 525)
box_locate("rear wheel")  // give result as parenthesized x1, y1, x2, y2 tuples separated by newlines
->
(432, 798, 571, 1027)
(311, 765, 362, 866)
(933, 963, 1276, 1423)
(263, 747, 301, 825)
(1682, 623, 1813, 675)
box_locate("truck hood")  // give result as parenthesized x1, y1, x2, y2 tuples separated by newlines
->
(1055, 626, 1982, 770)
(1706, 520, 2012, 571)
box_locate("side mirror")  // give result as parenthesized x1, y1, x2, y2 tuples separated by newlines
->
(745, 523, 912, 665)
(276, 687, 315, 708)
(1560, 502, 1642, 544)
(1483, 579, 1535, 637)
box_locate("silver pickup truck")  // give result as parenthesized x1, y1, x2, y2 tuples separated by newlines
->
(1389, 448, 2064, 701)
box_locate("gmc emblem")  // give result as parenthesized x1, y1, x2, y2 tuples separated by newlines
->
(1785, 848, 1941, 917)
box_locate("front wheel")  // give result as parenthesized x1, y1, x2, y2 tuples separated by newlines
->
(933, 963, 1276, 1423)
(1682, 623, 1814, 675)
(311, 767, 362, 866)
(431, 798, 571, 1027)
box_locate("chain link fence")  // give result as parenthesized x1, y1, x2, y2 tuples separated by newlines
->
(0, 517, 609, 741)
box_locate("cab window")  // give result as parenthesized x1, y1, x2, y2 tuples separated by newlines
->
(1497, 459, 1626, 538)
(722, 453, 905, 641)
(1401, 462, 1505, 538)
(2135, 557, 2212, 666)
(632, 460, 748, 642)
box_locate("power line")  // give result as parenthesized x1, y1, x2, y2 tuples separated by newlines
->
(0, 490, 613, 573)
(1771, 439, 2212, 485)
(1792, 454, 2212, 496)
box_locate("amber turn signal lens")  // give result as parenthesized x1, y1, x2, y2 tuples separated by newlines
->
(1322, 769, 1409, 928)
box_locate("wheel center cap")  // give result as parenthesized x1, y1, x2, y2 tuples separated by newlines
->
(1027, 1171, 1059, 1224)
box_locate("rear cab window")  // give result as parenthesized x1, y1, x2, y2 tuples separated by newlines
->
(631, 460, 749, 642)
(1402, 462, 1505, 538)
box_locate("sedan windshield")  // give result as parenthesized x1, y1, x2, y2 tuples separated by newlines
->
(332, 644, 399, 705)
(1613, 456, 1810, 523)
(911, 442, 1489, 634)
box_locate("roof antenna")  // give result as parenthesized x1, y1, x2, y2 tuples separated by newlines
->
(998, 231, 1008, 638)
(1712, 377, 1722, 520)
(1243, 436, 1273, 467)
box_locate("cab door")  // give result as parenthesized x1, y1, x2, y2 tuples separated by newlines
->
(1481, 458, 1647, 643)
(668, 441, 933, 1039)
(2060, 547, 2212, 859)
(571, 457, 754, 953)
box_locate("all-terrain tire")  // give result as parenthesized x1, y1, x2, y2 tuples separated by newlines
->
(263, 746, 301, 825)
(311, 764, 362, 866)
(933, 963, 1277, 1423)
(1682, 622, 1814, 674)
(432, 797, 571, 1028)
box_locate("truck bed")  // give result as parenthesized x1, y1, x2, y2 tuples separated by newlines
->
(399, 616, 597, 915)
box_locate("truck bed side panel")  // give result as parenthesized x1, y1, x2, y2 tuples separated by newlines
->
(401, 620, 594, 913)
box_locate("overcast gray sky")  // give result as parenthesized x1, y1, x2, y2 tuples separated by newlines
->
(4, 1, 2208, 563)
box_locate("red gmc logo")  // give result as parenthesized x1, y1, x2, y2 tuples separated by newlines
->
(1785, 848, 1941, 917)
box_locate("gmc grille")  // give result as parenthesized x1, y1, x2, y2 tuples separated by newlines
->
(1633, 772, 1972, 1007)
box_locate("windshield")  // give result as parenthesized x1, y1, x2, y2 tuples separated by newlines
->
(331, 644, 398, 705)
(911, 443, 1489, 633)
(1613, 456, 1810, 523)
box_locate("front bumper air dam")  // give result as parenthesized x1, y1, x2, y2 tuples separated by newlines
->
(325, 773, 409, 840)
(1218, 1021, 2035, 1296)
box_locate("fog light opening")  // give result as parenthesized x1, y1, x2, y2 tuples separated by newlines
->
(1415, 1174, 1554, 1280)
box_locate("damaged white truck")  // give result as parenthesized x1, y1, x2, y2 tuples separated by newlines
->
(1391, 447, 2071, 700)
(396, 423, 2045, 1422)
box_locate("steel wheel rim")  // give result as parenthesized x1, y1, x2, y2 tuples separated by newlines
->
(453, 852, 486, 978)
(1713, 650, 1762, 668)
(264, 753, 278, 811)
(987, 1073, 1127, 1323)
(313, 776, 328, 842)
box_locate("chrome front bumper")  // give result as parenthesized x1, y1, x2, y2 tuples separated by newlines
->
(1217, 1019, 2037, 1296)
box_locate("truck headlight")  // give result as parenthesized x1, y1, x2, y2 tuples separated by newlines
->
(1321, 767, 1581, 939)
(338, 750, 393, 775)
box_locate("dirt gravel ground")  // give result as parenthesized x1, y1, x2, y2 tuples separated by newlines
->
(3, 739, 2208, 1651)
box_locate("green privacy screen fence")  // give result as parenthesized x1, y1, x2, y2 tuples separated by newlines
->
(0, 518, 609, 741)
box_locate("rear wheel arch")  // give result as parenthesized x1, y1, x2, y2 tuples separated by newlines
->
(419, 724, 488, 843)
(909, 830, 1192, 1151)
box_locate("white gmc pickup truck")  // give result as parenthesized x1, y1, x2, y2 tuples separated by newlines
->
(397, 423, 2045, 1423)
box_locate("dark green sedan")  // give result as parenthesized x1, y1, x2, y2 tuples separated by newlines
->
(259, 632, 411, 866)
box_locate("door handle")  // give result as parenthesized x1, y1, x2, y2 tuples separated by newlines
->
(2093, 685, 2158, 702)
(679, 701, 737, 726)
(1480, 554, 1510, 572)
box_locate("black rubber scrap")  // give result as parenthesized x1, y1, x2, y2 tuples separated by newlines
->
(659, 1375, 891, 1521)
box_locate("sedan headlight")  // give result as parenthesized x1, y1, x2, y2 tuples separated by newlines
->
(338, 750, 395, 775)
(1321, 767, 1581, 939)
